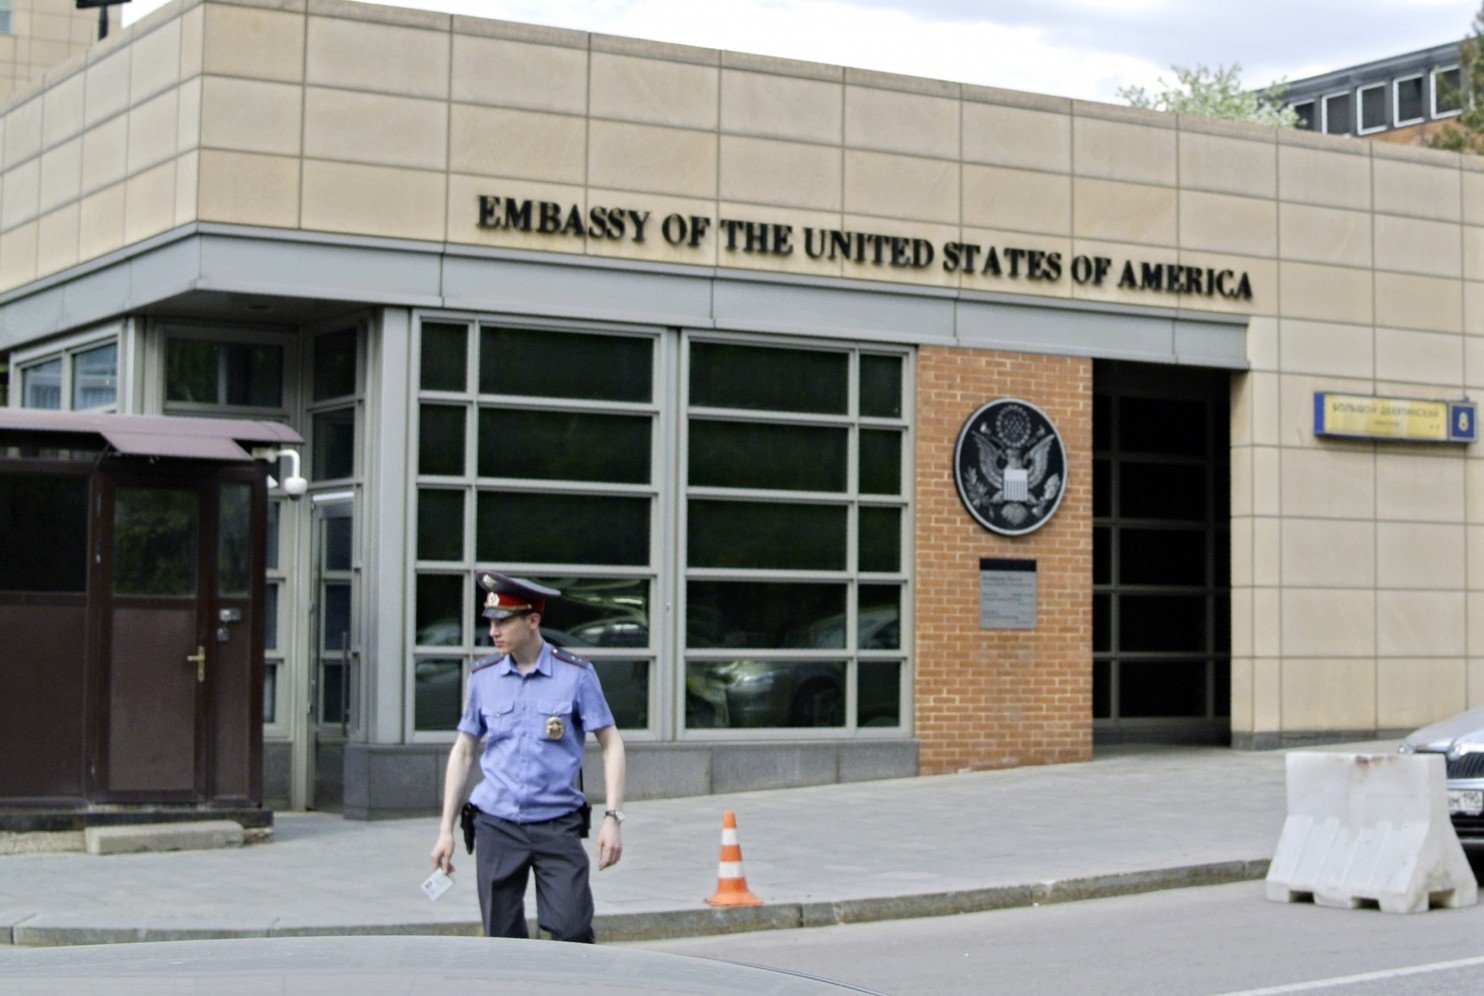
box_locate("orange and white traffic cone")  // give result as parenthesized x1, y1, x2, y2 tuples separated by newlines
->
(705, 810, 762, 907)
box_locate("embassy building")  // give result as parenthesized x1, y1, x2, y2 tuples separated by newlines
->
(1, 0, 1481, 819)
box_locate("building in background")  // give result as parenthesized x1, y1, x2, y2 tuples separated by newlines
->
(1284, 42, 1464, 144)
(0, 0, 1480, 820)
(0, 1, 117, 103)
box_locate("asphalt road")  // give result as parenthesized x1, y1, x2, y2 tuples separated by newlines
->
(627, 880, 1484, 995)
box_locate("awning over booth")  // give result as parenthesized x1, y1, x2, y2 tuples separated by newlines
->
(0, 410, 302, 461)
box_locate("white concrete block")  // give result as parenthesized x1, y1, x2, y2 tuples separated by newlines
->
(1266, 752, 1477, 914)
(84, 820, 245, 856)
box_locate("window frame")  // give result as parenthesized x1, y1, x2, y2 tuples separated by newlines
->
(1393, 72, 1426, 127)
(1290, 99, 1316, 131)
(154, 323, 297, 418)
(1321, 90, 1353, 135)
(679, 329, 913, 741)
(1356, 82, 1388, 134)
(405, 312, 668, 745)
(10, 323, 125, 413)
(1433, 64, 1464, 119)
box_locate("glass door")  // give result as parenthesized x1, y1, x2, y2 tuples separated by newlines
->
(309, 495, 355, 809)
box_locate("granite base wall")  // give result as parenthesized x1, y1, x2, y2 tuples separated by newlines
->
(339, 740, 919, 820)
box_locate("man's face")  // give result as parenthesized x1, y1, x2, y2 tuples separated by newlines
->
(489, 611, 540, 655)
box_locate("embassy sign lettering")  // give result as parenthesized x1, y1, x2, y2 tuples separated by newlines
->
(477, 195, 1255, 302)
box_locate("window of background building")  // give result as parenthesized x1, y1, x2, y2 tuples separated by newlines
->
(1323, 91, 1352, 134)
(1395, 74, 1425, 125)
(165, 338, 284, 409)
(1291, 100, 1316, 130)
(0, 1, 13, 35)
(1358, 83, 1387, 133)
(1434, 65, 1463, 117)
(15, 332, 120, 411)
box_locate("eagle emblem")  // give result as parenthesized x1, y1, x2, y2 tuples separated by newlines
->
(954, 400, 1067, 536)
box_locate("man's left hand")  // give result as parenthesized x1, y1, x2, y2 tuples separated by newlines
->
(597, 817, 622, 870)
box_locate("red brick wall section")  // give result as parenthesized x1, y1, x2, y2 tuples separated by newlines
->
(914, 346, 1093, 774)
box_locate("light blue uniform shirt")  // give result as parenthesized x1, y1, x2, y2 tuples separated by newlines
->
(459, 641, 615, 823)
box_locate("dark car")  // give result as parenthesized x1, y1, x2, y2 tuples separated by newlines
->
(1398, 706, 1484, 846)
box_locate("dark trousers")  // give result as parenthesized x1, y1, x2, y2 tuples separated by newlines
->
(473, 808, 595, 943)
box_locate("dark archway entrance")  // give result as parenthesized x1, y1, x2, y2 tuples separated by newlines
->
(1092, 361, 1231, 745)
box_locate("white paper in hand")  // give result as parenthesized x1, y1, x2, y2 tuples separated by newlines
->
(421, 868, 454, 902)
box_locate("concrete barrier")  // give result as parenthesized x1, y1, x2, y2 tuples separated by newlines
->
(1266, 752, 1478, 914)
(84, 820, 244, 856)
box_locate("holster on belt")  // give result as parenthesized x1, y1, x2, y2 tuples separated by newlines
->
(459, 802, 476, 854)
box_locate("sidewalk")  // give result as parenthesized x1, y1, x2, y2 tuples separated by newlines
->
(0, 743, 1388, 947)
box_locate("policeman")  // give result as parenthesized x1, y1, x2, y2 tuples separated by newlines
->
(430, 572, 626, 943)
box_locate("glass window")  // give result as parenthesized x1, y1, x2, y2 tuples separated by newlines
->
(312, 407, 356, 480)
(1395, 75, 1424, 124)
(415, 658, 464, 731)
(72, 343, 118, 410)
(1118, 594, 1207, 652)
(690, 342, 847, 413)
(265, 501, 281, 571)
(688, 500, 846, 570)
(114, 487, 198, 596)
(1292, 100, 1316, 130)
(1120, 661, 1208, 718)
(418, 404, 465, 476)
(0, 1, 12, 35)
(22, 358, 62, 409)
(0, 474, 88, 592)
(687, 581, 846, 649)
(686, 660, 846, 728)
(1323, 92, 1351, 135)
(858, 661, 900, 726)
(859, 429, 902, 494)
(1120, 464, 1206, 520)
(689, 421, 847, 491)
(264, 662, 278, 724)
(417, 489, 464, 561)
(1435, 66, 1463, 116)
(858, 585, 901, 650)
(313, 329, 357, 401)
(1119, 528, 1205, 586)
(421, 322, 468, 392)
(478, 409, 650, 483)
(858, 506, 901, 573)
(860, 354, 903, 418)
(477, 491, 649, 565)
(416, 574, 463, 647)
(323, 583, 352, 651)
(1358, 84, 1386, 131)
(165, 339, 283, 407)
(593, 660, 648, 729)
(218, 482, 252, 597)
(265, 584, 279, 651)
(535, 577, 651, 649)
(480, 327, 651, 402)
(324, 516, 353, 571)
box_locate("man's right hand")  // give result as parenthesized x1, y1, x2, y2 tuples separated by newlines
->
(431, 830, 456, 874)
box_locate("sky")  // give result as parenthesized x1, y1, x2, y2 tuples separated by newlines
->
(121, 0, 1481, 104)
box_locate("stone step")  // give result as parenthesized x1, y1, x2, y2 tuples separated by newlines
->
(84, 820, 245, 856)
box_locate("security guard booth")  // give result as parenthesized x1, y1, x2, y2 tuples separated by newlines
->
(0, 409, 298, 832)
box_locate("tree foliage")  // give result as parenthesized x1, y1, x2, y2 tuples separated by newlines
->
(1427, 6, 1484, 153)
(1118, 63, 1299, 128)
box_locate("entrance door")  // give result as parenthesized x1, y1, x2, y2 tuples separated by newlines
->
(1092, 361, 1231, 745)
(309, 494, 355, 810)
(97, 475, 213, 799)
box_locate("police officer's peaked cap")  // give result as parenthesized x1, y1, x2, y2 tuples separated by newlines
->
(476, 571, 561, 619)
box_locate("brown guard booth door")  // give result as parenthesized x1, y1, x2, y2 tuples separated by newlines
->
(99, 475, 214, 800)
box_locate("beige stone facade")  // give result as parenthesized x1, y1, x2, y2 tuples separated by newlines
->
(4, 0, 1484, 800)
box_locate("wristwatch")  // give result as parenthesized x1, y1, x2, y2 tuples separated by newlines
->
(603, 809, 625, 824)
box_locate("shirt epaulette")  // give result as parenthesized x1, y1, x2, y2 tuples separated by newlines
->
(551, 646, 591, 668)
(471, 653, 503, 673)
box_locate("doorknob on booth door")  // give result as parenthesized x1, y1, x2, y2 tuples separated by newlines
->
(187, 645, 206, 683)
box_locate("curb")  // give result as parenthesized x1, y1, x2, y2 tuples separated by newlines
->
(2, 858, 1271, 948)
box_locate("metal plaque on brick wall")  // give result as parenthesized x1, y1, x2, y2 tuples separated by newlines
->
(954, 398, 1067, 536)
(980, 558, 1037, 629)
